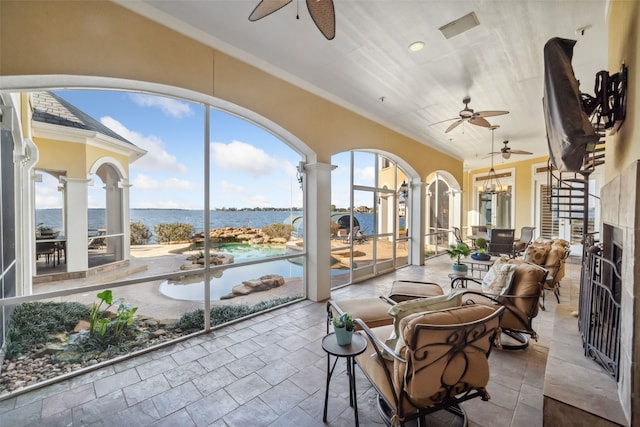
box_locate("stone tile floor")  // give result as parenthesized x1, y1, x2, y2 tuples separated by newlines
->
(0, 255, 580, 426)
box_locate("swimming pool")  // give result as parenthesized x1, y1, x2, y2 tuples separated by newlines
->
(159, 243, 313, 301)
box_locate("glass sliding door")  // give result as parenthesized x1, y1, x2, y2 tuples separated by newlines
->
(330, 151, 408, 287)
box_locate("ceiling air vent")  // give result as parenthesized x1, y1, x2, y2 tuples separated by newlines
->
(439, 12, 480, 39)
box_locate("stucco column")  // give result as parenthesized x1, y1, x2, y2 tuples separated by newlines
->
(409, 180, 426, 266)
(304, 161, 336, 302)
(17, 138, 39, 296)
(120, 179, 132, 260)
(62, 177, 90, 272)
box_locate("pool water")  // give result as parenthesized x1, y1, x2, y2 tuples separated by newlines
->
(159, 243, 304, 301)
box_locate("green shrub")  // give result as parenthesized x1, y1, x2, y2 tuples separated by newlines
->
(172, 296, 302, 333)
(154, 222, 194, 243)
(74, 290, 139, 353)
(475, 237, 487, 250)
(5, 301, 90, 359)
(261, 223, 292, 240)
(130, 221, 152, 245)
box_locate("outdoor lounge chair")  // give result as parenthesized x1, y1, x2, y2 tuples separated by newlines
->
(326, 280, 444, 332)
(354, 303, 505, 426)
(513, 226, 536, 257)
(88, 229, 106, 250)
(521, 238, 572, 309)
(453, 259, 548, 350)
(452, 226, 463, 245)
(36, 241, 57, 266)
(487, 228, 516, 257)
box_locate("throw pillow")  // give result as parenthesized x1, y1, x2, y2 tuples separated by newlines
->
(524, 245, 550, 266)
(481, 257, 517, 296)
(383, 293, 463, 360)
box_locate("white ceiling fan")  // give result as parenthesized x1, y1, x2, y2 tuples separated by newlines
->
(434, 96, 509, 133)
(487, 140, 533, 159)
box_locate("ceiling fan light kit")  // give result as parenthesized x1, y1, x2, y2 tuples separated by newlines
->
(485, 140, 534, 159)
(440, 97, 509, 133)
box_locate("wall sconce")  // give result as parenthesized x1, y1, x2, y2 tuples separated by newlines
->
(296, 161, 305, 189)
(398, 180, 409, 216)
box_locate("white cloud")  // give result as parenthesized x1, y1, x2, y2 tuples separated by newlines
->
(219, 180, 248, 194)
(101, 117, 188, 174)
(132, 173, 196, 191)
(34, 174, 62, 208)
(128, 93, 193, 119)
(132, 173, 162, 191)
(211, 140, 275, 177)
(165, 177, 197, 190)
(355, 166, 376, 185)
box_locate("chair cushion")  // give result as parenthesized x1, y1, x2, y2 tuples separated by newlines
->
(481, 257, 517, 296)
(504, 260, 546, 322)
(395, 305, 499, 407)
(523, 244, 549, 265)
(329, 298, 393, 329)
(384, 293, 462, 358)
(356, 325, 404, 411)
(513, 241, 528, 250)
(389, 280, 444, 302)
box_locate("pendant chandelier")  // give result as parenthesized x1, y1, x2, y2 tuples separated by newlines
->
(481, 126, 508, 195)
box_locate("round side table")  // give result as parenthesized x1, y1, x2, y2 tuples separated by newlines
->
(322, 332, 367, 426)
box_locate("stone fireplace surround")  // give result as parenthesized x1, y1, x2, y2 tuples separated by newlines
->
(543, 160, 638, 426)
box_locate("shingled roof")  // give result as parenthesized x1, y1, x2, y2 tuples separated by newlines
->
(31, 91, 134, 146)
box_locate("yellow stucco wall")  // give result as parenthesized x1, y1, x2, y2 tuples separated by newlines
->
(33, 138, 88, 178)
(605, 0, 639, 181)
(33, 136, 131, 179)
(0, 0, 463, 185)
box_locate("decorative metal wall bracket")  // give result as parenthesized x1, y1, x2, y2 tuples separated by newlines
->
(581, 63, 628, 136)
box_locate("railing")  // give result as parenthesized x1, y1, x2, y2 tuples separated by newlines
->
(579, 246, 622, 380)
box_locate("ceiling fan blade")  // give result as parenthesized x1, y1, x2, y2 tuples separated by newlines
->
(476, 110, 509, 118)
(445, 119, 464, 133)
(249, 0, 292, 21)
(307, 0, 335, 40)
(510, 149, 533, 155)
(428, 117, 458, 126)
(469, 116, 491, 128)
(484, 152, 501, 159)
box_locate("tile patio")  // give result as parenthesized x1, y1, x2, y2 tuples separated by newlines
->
(0, 255, 581, 426)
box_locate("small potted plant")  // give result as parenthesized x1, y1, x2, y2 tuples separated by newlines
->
(471, 237, 491, 261)
(446, 242, 471, 275)
(332, 313, 354, 346)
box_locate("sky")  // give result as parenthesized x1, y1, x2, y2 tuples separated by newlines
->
(34, 89, 393, 211)
(36, 90, 305, 210)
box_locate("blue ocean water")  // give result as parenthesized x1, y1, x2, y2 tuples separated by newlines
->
(35, 209, 375, 241)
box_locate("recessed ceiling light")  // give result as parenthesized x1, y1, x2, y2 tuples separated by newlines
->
(408, 41, 425, 52)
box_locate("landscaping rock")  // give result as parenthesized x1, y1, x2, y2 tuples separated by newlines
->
(74, 320, 90, 332)
(220, 274, 285, 299)
(33, 344, 64, 357)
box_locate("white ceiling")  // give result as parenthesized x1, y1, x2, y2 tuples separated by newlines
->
(120, 0, 609, 170)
